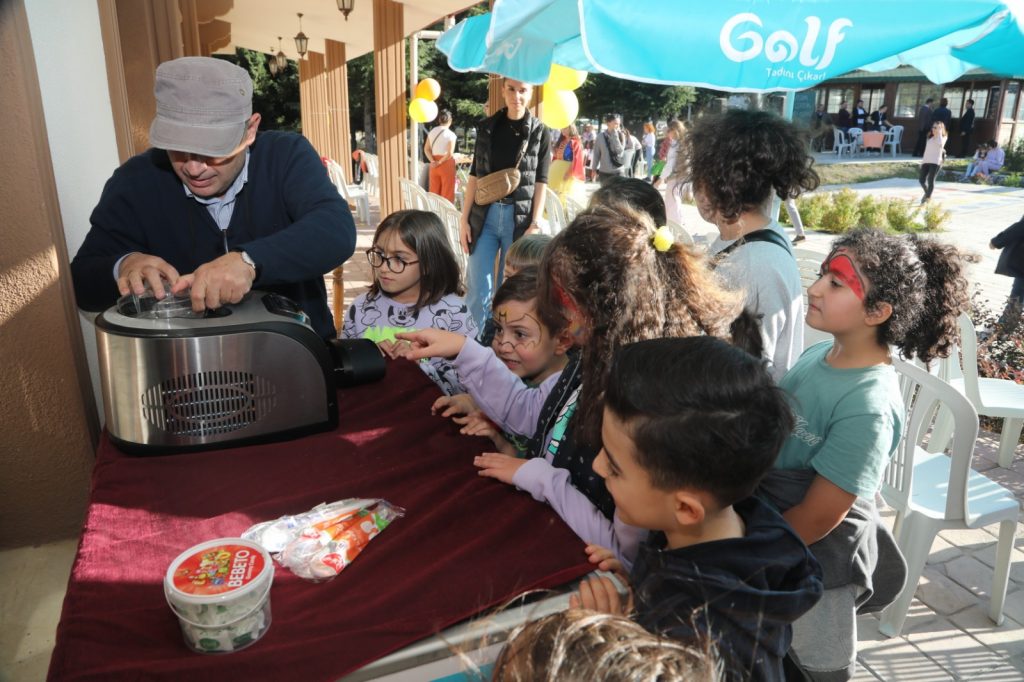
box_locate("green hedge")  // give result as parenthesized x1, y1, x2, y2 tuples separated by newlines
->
(780, 189, 950, 234)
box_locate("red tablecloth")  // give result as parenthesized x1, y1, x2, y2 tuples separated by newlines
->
(48, 359, 592, 681)
(861, 131, 885, 150)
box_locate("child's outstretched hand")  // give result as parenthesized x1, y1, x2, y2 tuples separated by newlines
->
(457, 414, 518, 456)
(584, 544, 625, 576)
(432, 393, 479, 418)
(569, 572, 634, 615)
(474, 452, 527, 484)
(396, 329, 467, 360)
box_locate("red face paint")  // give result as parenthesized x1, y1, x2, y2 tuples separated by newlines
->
(821, 251, 866, 300)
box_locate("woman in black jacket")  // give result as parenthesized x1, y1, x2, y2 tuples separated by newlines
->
(991, 214, 1024, 326)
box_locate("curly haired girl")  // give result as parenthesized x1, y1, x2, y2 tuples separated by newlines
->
(397, 203, 759, 567)
(687, 108, 820, 379)
(758, 227, 970, 680)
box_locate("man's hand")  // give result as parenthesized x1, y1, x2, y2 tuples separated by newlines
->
(473, 452, 526, 484)
(171, 251, 255, 313)
(117, 253, 180, 299)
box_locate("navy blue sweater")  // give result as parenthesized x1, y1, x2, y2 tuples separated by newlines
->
(71, 131, 355, 338)
(631, 496, 823, 682)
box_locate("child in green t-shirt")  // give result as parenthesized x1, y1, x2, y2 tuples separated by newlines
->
(763, 228, 970, 680)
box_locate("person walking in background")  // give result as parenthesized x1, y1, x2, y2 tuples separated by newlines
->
(932, 97, 952, 154)
(581, 123, 596, 182)
(623, 127, 642, 178)
(641, 122, 656, 181)
(548, 124, 584, 200)
(660, 120, 686, 225)
(591, 113, 628, 186)
(990, 213, 1024, 326)
(960, 99, 976, 158)
(425, 109, 457, 202)
(919, 121, 948, 204)
(913, 98, 934, 157)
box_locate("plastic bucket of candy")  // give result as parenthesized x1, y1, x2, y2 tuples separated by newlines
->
(164, 538, 274, 654)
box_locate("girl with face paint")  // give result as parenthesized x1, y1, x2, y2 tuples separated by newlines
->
(757, 228, 971, 679)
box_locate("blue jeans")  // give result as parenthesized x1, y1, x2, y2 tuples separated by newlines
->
(644, 146, 654, 180)
(467, 202, 516, 329)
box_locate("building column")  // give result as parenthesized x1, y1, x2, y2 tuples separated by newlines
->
(325, 39, 353, 182)
(373, 0, 407, 217)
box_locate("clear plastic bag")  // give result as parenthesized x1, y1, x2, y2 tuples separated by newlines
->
(243, 499, 404, 582)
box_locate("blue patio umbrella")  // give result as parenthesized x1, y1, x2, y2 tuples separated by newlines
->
(438, 0, 1024, 92)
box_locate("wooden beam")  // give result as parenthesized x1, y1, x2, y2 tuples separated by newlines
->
(372, 0, 407, 218)
(325, 39, 353, 183)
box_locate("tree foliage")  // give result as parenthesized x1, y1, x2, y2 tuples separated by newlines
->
(576, 73, 697, 131)
(223, 48, 301, 133)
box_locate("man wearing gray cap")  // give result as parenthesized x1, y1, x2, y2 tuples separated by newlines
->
(71, 56, 354, 338)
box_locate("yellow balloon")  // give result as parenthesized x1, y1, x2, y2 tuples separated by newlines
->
(408, 97, 438, 123)
(541, 87, 579, 130)
(414, 78, 441, 101)
(546, 63, 587, 90)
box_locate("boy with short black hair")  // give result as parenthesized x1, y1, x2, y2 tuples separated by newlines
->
(573, 337, 823, 682)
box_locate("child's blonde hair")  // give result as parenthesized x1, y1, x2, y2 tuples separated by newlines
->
(506, 234, 552, 274)
(492, 610, 719, 681)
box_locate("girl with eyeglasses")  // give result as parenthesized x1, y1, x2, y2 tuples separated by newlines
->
(342, 210, 476, 395)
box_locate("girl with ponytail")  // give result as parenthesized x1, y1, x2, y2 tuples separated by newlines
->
(398, 203, 760, 567)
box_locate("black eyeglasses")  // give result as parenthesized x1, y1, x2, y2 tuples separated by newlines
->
(366, 249, 419, 273)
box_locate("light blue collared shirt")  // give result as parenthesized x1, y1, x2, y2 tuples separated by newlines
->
(112, 150, 252, 281)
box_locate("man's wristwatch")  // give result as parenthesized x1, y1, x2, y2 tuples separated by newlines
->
(234, 249, 260, 280)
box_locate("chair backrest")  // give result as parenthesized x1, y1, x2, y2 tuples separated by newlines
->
(833, 129, 849, 150)
(955, 312, 983, 405)
(410, 182, 431, 211)
(436, 204, 468, 285)
(884, 358, 979, 523)
(398, 177, 417, 210)
(791, 248, 825, 306)
(426, 192, 458, 215)
(563, 195, 585, 223)
(365, 154, 379, 177)
(665, 219, 694, 246)
(890, 125, 904, 145)
(543, 187, 567, 235)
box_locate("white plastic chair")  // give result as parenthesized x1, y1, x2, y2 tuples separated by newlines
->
(426, 191, 458, 215)
(563, 195, 585, 223)
(878, 358, 1019, 636)
(933, 313, 1024, 467)
(832, 129, 854, 158)
(664, 219, 694, 246)
(326, 159, 370, 224)
(847, 127, 864, 155)
(436, 203, 469, 285)
(792, 247, 832, 350)
(543, 187, 567, 235)
(398, 177, 417, 210)
(883, 125, 904, 157)
(363, 154, 380, 195)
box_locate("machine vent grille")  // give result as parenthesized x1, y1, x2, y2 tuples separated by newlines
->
(142, 371, 277, 436)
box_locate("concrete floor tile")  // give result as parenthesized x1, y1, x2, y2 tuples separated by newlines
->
(982, 467, 1024, 498)
(940, 527, 1004, 552)
(968, 662, 1024, 680)
(970, 543, 1024, 584)
(903, 617, 1011, 680)
(1000, 589, 1024, 627)
(916, 566, 986, 615)
(927, 534, 966, 565)
(950, 605, 1024, 661)
(0, 539, 78, 682)
(857, 634, 954, 681)
(945, 554, 999, 599)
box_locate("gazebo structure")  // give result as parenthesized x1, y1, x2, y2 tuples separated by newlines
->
(0, 0, 480, 549)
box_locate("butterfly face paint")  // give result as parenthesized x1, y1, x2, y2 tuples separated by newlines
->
(821, 250, 866, 300)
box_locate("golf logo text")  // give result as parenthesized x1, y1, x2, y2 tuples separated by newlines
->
(720, 13, 852, 82)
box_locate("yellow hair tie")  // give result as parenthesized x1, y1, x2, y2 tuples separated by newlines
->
(652, 225, 675, 252)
